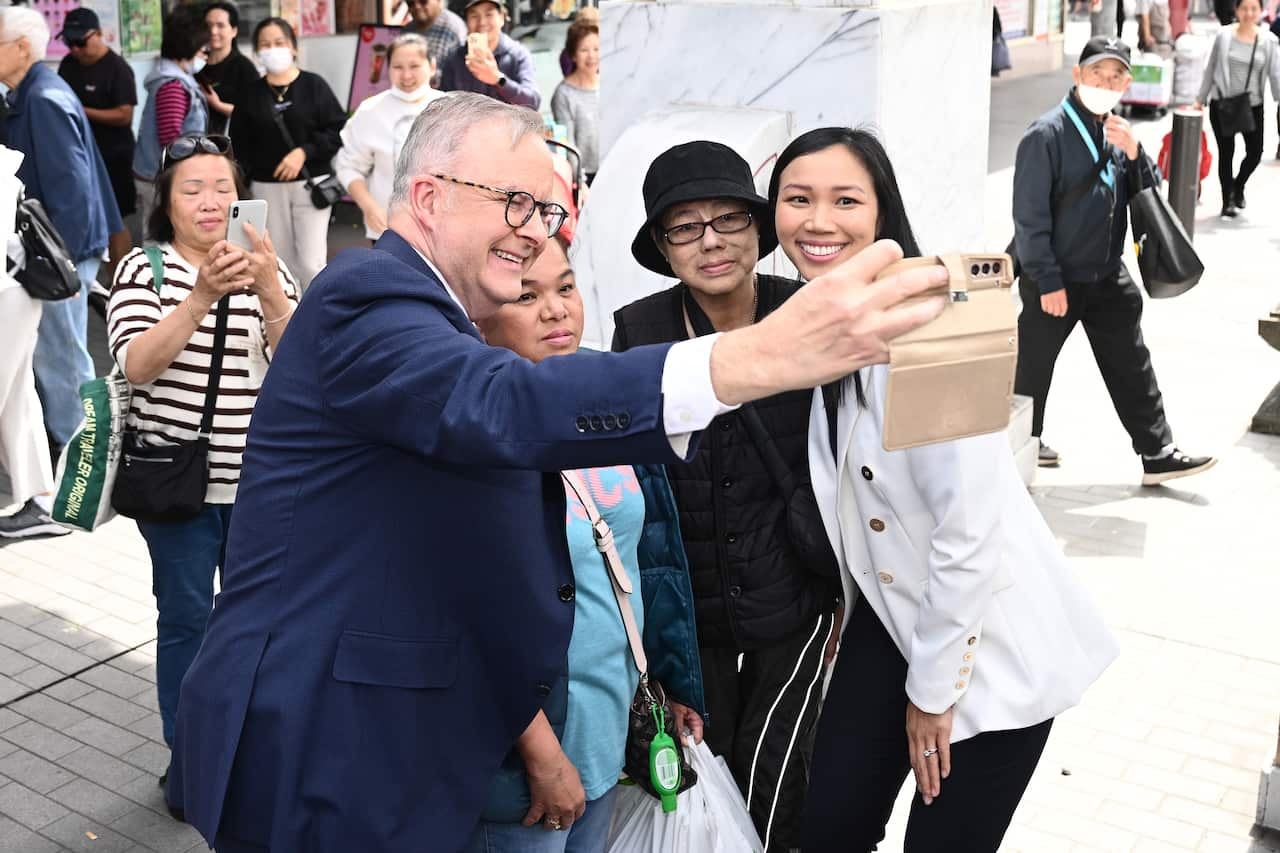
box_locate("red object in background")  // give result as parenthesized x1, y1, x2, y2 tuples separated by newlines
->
(1169, 0, 1190, 40)
(1157, 129, 1212, 197)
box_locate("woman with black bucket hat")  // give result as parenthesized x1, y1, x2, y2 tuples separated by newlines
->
(611, 140, 843, 853)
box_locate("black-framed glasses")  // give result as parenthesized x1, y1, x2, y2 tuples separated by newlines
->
(160, 134, 234, 173)
(432, 174, 570, 238)
(662, 210, 754, 245)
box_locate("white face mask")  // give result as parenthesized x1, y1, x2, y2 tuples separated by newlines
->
(389, 83, 432, 102)
(1077, 84, 1123, 116)
(190, 56, 207, 75)
(258, 47, 294, 75)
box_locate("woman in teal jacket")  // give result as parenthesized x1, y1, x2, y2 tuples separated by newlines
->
(467, 235, 704, 852)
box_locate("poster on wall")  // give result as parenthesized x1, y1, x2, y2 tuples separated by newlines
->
(302, 0, 337, 36)
(120, 0, 163, 58)
(347, 24, 399, 112)
(995, 0, 1031, 39)
(337, 0, 377, 33)
(381, 0, 411, 25)
(32, 0, 120, 61)
(273, 0, 300, 32)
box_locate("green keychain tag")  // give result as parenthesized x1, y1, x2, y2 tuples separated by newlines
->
(649, 705, 681, 813)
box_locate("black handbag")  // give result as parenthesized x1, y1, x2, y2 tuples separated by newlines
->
(1129, 158, 1204, 298)
(112, 249, 230, 522)
(1214, 38, 1258, 136)
(270, 109, 343, 210)
(12, 193, 81, 301)
(561, 471, 698, 806)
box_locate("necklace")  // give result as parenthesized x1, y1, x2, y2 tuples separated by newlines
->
(269, 81, 292, 103)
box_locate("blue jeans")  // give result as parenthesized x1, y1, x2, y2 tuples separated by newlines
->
(463, 786, 619, 853)
(33, 256, 98, 446)
(137, 502, 233, 747)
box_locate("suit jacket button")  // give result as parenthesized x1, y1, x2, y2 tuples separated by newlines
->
(535, 682, 552, 696)
(603, 414, 617, 430)
(869, 518, 886, 532)
(589, 415, 604, 431)
(558, 583, 576, 602)
(575, 416, 589, 433)
(618, 413, 631, 429)
(877, 571, 893, 584)
(861, 466, 873, 481)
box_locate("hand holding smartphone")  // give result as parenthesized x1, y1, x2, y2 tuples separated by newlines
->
(226, 200, 268, 252)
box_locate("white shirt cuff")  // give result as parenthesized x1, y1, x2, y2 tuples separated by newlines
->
(661, 334, 739, 457)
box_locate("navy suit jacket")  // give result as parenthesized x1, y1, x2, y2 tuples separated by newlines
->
(169, 231, 687, 852)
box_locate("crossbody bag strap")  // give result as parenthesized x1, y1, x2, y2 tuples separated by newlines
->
(198, 297, 231, 440)
(682, 287, 799, 500)
(142, 245, 165, 294)
(561, 470, 649, 676)
(1241, 36, 1258, 94)
(269, 108, 316, 190)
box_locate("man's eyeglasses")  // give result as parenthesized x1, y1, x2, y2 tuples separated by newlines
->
(662, 210, 754, 245)
(160, 135, 234, 173)
(432, 174, 570, 238)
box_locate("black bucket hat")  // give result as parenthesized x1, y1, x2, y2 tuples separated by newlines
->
(631, 141, 777, 278)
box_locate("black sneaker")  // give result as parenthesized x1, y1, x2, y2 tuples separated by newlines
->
(1037, 442, 1061, 467)
(0, 499, 69, 539)
(1234, 189, 1246, 209)
(1141, 450, 1217, 486)
(1221, 202, 1239, 218)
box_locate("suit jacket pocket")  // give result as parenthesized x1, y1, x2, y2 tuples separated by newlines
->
(331, 630, 458, 689)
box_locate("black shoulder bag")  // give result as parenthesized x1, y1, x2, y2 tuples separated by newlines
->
(683, 288, 842, 583)
(11, 191, 81, 300)
(112, 247, 230, 523)
(270, 106, 344, 209)
(1215, 36, 1258, 136)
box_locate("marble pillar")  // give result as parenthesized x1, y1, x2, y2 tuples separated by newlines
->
(575, 0, 994, 347)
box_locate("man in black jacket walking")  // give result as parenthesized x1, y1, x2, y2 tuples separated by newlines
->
(1012, 36, 1215, 485)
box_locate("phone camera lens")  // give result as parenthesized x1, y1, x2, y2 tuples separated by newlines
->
(232, 208, 239, 218)
(970, 264, 980, 276)
(992, 261, 1001, 274)
(981, 263, 991, 275)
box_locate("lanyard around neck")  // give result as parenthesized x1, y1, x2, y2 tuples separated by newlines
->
(1062, 96, 1115, 190)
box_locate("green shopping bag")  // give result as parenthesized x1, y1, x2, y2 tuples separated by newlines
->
(50, 370, 132, 532)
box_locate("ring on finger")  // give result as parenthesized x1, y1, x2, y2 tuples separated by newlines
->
(545, 817, 562, 831)
(922, 747, 938, 758)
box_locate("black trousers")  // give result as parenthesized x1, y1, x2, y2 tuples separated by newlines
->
(1013, 266, 1173, 456)
(801, 601, 1052, 853)
(1209, 101, 1265, 202)
(701, 610, 835, 852)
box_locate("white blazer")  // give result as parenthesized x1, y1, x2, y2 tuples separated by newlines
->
(809, 365, 1119, 744)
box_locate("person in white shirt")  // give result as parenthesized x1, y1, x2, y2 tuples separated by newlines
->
(335, 34, 448, 240)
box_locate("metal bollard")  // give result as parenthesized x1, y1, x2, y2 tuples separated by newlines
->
(1167, 107, 1202, 238)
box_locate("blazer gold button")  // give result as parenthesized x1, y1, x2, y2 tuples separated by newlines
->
(963, 652, 974, 661)
(869, 518, 886, 532)
(959, 666, 970, 675)
(967, 636, 977, 646)
(861, 466, 873, 481)
(955, 681, 966, 690)
(877, 571, 893, 584)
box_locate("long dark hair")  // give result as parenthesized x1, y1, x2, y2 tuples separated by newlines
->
(768, 127, 923, 409)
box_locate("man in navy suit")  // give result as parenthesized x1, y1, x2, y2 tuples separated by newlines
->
(168, 93, 951, 853)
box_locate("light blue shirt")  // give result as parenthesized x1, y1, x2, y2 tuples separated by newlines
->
(560, 465, 646, 800)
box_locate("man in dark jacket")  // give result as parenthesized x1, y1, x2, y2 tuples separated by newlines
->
(1012, 36, 1215, 485)
(0, 8, 122, 455)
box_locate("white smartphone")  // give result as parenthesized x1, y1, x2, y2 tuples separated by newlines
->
(226, 199, 268, 251)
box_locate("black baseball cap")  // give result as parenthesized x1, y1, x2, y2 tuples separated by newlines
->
(463, 0, 504, 11)
(631, 141, 777, 278)
(1078, 35, 1131, 70)
(57, 8, 101, 44)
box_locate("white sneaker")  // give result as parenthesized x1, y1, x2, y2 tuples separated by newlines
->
(0, 499, 69, 539)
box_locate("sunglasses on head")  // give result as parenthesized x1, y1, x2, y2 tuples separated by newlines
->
(160, 135, 234, 172)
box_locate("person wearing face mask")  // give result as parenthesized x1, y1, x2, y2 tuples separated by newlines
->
(1012, 37, 1216, 484)
(611, 141, 843, 853)
(334, 35, 446, 241)
(229, 17, 346, 291)
(133, 6, 211, 228)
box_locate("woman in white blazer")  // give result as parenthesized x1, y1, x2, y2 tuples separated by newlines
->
(767, 128, 1120, 852)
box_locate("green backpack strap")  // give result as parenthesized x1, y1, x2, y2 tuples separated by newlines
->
(142, 245, 164, 295)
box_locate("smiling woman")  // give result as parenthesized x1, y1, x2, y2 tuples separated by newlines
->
(105, 137, 298, 785)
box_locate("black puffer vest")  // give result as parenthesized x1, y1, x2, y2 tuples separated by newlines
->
(612, 275, 841, 651)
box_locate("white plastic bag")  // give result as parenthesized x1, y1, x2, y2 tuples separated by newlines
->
(606, 739, 764, 853)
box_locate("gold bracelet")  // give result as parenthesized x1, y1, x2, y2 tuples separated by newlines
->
(185, 300, 203, 327)
(264, 305, 295, 326)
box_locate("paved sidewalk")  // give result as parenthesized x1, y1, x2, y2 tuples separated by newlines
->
(2, 17, 1279, 853)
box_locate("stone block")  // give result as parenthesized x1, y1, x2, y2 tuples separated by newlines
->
(0, 749, 76, 794)
(0, 780, 70, 829)
(48, 778, 136, 824)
